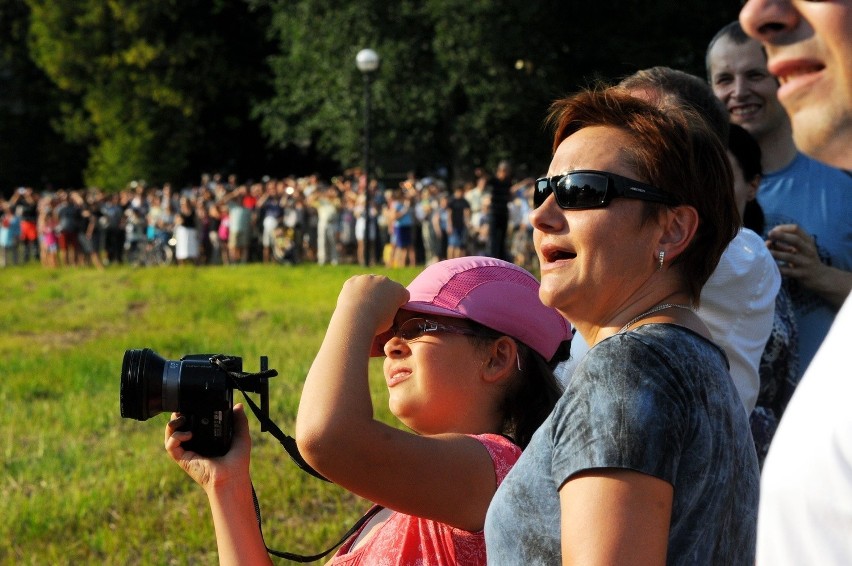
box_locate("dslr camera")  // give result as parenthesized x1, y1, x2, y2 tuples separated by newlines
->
(120, 348, 274, 456)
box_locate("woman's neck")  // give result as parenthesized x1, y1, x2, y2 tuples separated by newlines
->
(570, 290, 696, 346)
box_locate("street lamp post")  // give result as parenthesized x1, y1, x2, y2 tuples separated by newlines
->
(355, 48, 379, 266)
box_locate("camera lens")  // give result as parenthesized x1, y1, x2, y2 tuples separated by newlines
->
(120, 348, 166, 421)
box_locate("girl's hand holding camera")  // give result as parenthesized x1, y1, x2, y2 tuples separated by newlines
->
(161, 273, 408, 495)
(164, 404, 252, 494)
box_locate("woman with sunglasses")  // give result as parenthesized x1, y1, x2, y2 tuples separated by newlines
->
(485, 87, 760, 565)
(164, 255, 571, 565)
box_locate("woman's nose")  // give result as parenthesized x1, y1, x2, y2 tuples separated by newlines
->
(529, 195, 566, 234)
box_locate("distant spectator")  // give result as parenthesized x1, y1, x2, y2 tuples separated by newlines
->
(257, 183, 284, 264)
(509, 182, 534, 270)
(55, 190, 82, 266)
(221, 186, 251, 264)
(390, 188, 416, 267)
(417, 183, 443, 265)
(175, 196, 199, 265)
(101, 193, 126, 265)
(74, 191, 104, 270)
(123, 207, 146, 264)
(487, 160, 512, 261)
(312, 185, 341, 266)
(10, 187, 39, 262)
(195, 202, 213, 265)
(205, 202, 223, 265)
(0, 200, 21, 267)
(37, 195, 58, 269)
(446, 182, 471, 259)
(215, 203, 230, 265)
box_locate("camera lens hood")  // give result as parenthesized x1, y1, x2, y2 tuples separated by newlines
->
(120, 348, 165, 421)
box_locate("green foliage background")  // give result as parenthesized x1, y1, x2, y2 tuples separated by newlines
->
(0, 263, 421, 564)
(2, 0, 740, 190)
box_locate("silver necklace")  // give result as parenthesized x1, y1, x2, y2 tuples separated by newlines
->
(619, 303, 695, 333)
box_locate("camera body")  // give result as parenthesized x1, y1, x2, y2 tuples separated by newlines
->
(121, 349, 265, 457)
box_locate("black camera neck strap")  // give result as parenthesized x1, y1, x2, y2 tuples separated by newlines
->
(251, 483, 385, 563)
(222, 366, 383, 562)
(216, 359, 327, 482)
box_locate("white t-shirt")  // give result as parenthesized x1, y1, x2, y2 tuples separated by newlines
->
(699, 228, 780, 414)
(756, 295, 852, 565)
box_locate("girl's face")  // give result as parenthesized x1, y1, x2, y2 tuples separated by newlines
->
(530, 126, 662, 323)
(382, 311, 490, 435)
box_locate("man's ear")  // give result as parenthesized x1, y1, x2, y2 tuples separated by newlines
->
(481, 336, 518, 384)
(657, 204, 699, 261)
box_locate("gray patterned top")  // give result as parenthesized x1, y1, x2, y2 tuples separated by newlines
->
(485, 324, 760, 565)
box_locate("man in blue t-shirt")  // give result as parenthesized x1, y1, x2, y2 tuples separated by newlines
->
(707, 22, 852, 379)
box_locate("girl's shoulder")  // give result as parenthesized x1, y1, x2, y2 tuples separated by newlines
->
(469, 433, 522, 484)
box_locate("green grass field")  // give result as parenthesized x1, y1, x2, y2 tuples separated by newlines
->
(1, 262, 422, 565)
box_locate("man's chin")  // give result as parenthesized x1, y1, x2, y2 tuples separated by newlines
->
(791, 105, 852, 170)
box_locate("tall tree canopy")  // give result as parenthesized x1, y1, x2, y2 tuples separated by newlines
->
(4, 1, 740, 190)
(0, 0, 85, 191)
(25, 0, 274, 190)
(256, 0, 739, 180)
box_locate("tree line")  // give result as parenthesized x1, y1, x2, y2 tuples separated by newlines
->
(0, 0, 739, 193)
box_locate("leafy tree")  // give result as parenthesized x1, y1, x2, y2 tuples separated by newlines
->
(0, 0, 85, 192)
(256, 0, 739, 181)
(25, 0, 274, 190)
(10, 0, 741, 189)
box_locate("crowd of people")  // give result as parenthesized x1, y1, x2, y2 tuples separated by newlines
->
(0, 167, 541, 272)
(10, 1, 852, 562)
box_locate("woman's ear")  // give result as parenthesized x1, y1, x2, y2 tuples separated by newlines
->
(481, 336, 518, 384)
(657, 205, 699, 261)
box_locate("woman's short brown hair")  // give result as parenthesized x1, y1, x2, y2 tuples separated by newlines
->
(546, 87, 738, 301)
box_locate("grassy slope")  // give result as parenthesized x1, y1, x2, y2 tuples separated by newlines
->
(0, 263, 421, 565)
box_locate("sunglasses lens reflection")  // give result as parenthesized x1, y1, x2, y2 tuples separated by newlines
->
(397, 319, 427, 341)
(533, 180, 552, 208)
(534, 174, 607, 209)
(556, 174, 606, 208)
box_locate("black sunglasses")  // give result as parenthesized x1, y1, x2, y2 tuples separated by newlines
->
(533, 170, 680, 210)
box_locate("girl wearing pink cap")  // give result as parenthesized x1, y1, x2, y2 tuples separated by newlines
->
(165, 256, 571, 565)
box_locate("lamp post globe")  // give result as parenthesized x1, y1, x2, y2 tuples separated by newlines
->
(355, 48, 380, 73)
(355, 48, 379, 266)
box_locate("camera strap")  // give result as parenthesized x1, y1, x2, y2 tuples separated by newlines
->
(216, 357, 381, 561)
(214, 356, 327, 482)
(251, 483, 386, 562)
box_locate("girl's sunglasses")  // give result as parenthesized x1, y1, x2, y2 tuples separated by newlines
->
(533, 170, 680, 210)
(389, 318, 490, 344)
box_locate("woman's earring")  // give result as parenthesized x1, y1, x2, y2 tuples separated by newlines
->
(657, 250, 665, 271)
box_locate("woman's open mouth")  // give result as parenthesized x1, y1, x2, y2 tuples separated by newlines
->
(539, 242, 577, 264)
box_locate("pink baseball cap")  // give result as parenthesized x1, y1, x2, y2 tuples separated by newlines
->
(371, 256, 572, 360)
